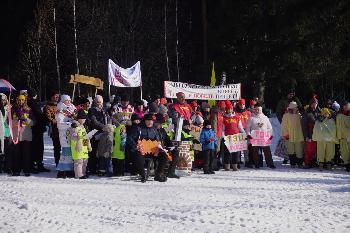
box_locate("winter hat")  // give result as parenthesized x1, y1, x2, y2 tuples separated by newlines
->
(194, 115, 204, 125)
(19, 90, 28, 96)
(0, 93, 7, 101)
(238, 99, 246, 105)
(79, 97, 90, 105)
(148, 102, 159, 113)
(203, 119, 212, 128)
(144, 113, 155, 121)
(225, 100, 233, 110)
(310, 95, 318, 104)
(159, 104, 168, 114)
(131, 113, 141, 122)
(134, 100, 144, 106)
(121, 94, 129, 102)
(201, 102, 210, 109)
(320, 108, 331, 117)
(160, 98, 167, 105)
(183, 120, 190, 127)
(60, 94, 71, 103)
(250, 99, 257, 107)
(287, 101, 298, 109)
(76, 109, 87, 119)
(331, 101, 340, 111)
(217, 101, 226, 109)
(176, 92, 185, 97)
(191, 101, 198, 108)
(155, 113, 165, 124)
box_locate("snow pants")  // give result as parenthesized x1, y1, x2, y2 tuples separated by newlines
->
(304, 140, 317, 167)
(286, 141, 304, 158)
(133, 151, 167, 177)
(74, 158, 88, 178)
(317, 141, 335, 163)
(339, 139, 350, 165)
(202, 149, 215, 172)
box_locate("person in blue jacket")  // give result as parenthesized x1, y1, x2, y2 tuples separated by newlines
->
(200, 120, 217, 174)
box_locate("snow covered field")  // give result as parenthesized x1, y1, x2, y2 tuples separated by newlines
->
(1, 134, 349, 233)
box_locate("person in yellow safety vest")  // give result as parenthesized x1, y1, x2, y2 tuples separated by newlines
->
(181, 120, 195, 164)
(160, 113, 174, 140)
(112, 123, 127, 176)
(69, 110, 92, 179)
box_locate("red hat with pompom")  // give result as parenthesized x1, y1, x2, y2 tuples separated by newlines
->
(217, 101, 226, 108)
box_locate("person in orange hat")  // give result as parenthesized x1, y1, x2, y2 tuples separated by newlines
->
(222, 100, 245, 171)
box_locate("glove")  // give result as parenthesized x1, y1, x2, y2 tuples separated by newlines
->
(247, 135, 253, 140)
(284, 135, 289, 140)
(71, 122, 77, 128)
(269, 136, 273, 140)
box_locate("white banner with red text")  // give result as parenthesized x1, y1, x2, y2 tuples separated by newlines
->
(164, 81, 241, 100)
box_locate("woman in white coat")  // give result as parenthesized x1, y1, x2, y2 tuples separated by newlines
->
(56, 95, 77, 178)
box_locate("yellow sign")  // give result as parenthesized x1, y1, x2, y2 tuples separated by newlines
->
(69, 74, 104, 90)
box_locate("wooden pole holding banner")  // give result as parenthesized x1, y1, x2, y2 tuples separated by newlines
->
(140, 86, 143, 100)
(72, 83, 76, 102)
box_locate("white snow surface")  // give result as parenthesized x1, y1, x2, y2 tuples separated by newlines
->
(0, 134, 349, 233)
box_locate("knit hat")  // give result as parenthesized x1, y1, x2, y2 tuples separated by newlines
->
(176, 92, 185, 97)
(310, 95, 318, 104)
(155, 113, 165, 124)
(79, 97, 90, 105)
(144, 113, 155, 121)
(238, 99, 246, 105)
(60, 94, 71, 103)
(159, 104, 168, 114)
(225, 100, 233, 110)
(160, 98, 167, 105)
(194, 115, 204, 125)
(217, 101, 226, 108)
(331, 101, 340, 111)
(320, 108, 331, 117)
(121, 94, 129, 102)
(131, 113, 141, 122)
(203, 119, 212, 127)
(250, 99, 257, 107)
(287, 101, 298, 109)
(76, 109, 87, 119)
(183, 120, 190, 127)
(201, 102, 210, 109)
(148, 102, 159, 113)
(191, 101, 198, 108)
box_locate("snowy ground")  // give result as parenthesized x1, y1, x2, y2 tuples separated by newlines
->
(0, 134, 350, 233)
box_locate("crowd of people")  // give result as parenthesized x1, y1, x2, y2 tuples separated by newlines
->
(0, 88, 349, 183)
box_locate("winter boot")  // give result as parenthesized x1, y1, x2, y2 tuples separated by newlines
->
(319, 163, 324, 171)
(282, 159, 288, 165)
(289, 155, 296, 168)
(232, 164, 239, 171)
(345, 164, 350, 172)
(326, 163, 332, 170)
(224, 164, 231, 171)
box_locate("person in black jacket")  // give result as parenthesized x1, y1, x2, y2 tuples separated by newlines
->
(154, 113, 180, 179)
(126, 113, 167, 183)
(87, 95, 111, 175)
(27, 90, 50, 173)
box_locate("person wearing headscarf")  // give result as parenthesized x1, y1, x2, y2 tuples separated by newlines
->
(246, 103, 275, 169)
(11, 94, 34, 176)
(281, 101, 305, 168)
(336, 102, 350, 172)
(56, 94, 77, 178)
(312, 108, 337, 170)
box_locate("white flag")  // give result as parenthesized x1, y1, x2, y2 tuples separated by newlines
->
(108, 59, 142, 87)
